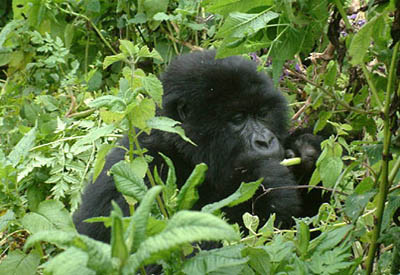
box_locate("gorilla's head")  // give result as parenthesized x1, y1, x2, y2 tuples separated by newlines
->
(160, 51, 289, 194)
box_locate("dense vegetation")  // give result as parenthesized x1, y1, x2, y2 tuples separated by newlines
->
(0, 0, 399, 274)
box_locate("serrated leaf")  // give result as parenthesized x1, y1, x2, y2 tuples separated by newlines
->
(126, 186, 163, 252)
(243, 212, 259, 233)
(203, 0, 273, 16)
(349, 15, 382, 65)
(146, 116, 195, 145)
(93, 144, 114, 182)
(44, 247, 95, 275)
(176, 163, 207, 211)
(0, 250, 40, 275)
(21, 200, 75, 234)
(119, 40, 138, 58)
(216, 11, 279, 38)
(122, 211, 240, 273)
(111, 161, 148, 201)
(127, 98, 156, 132)
(8, 125, 37, 166)
(141, 74, 163, 107)
(183, 245, 248, 275)
(24, 231, 112, 273)
(137, 46, 163, 61)
(319, 157, 343, 188)
(103, 53, 126, 69)
(202, 179, 262, 213)
(87, 95, 126, 109)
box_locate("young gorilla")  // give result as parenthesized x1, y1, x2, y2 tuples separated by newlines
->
(73, 50, 322, 243)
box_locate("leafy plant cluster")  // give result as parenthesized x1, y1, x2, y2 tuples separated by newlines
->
(0, 0, 399, 274)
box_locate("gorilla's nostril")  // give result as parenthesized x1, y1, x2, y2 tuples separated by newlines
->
(255, 139, 269, 148)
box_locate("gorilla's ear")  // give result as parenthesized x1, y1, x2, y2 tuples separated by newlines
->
(177, 101, 188, 121)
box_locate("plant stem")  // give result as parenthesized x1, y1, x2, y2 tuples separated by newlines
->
(365, 41, 399, 274)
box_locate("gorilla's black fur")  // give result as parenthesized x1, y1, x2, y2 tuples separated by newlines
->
(73, 50, 322, 243)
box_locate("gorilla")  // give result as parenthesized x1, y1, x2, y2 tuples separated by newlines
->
(73, 50, 323, 243)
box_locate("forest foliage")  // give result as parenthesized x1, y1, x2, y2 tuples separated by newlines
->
(0, 0, 400, 274)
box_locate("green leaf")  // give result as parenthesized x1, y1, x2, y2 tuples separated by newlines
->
(313, 111, 332, 134)
(242, 247, 271, 275)
(99, 109, 126, 124)
(21, 200, 75, 234)
(344, 191, 375, 221)
(243, 212, 259, 233)
(183, 245, 248, 275)
(127, 98, 156, 132)
(111, 161, 148, 201)
(111, 205, 129, 264)
(0, 210, 15, 231)
(202, 179, 262, 213)
(123, 211, 240, 273)
(119, 40, 138, 58)
(146, 116, 195, 145)
(93, 144, 114, 182)
(24, 231, 113, 274)
(176, 163, 208, 211)
(87, 95, 126, 109)
(318, 157, 343, 188)
(349, 14, 383, 65)
(103, 53, 126, 69)
(203, 0, 273, 16)
(137, 46, 163, 61)
(8, 125, 37, 166)
(72, 125, 116, 150)
(324, 60, 337, 87)
(296, 221, 310, 257)
(0, 250, 40, 275)
(141, 74, 163, 107)
(126, 186, 163, 252)
(216, 11, 279, 38)
(44, 247, 95, 275)
(310, 225, 353, 253)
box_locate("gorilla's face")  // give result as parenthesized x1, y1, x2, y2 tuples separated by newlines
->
(161, 51, 289, 176)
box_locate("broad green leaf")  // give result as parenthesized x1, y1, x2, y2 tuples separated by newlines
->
(202, 179, 262, 213)
(99, 109, 125, 124)
(111, 161, 148, 201)
(141, 74, 163, 107)
(0, 250, 40, 275)
(313, 111, 332, 134)
(310, 225, 353, 253)
(140, 0, 169, 29)
(349, 15, 383, 65)
(21, 200, 75, 234)
(111, 206, 129, 264)
(8, 125, 37, 166)
(344, 191, 375, 221)
(243, 212, 259, 233)
(103, 53, 126, 69)
(127, 98, 156, 132)
(296, 221, 310, 257)
(123, 211, 240, 273)
(242, 247, 271, 275)
(0, 210, 15, 231)
(203, 0, 273, 16)
(182, 245, 248, 275)
(119, 40, 138, 58)
(92, 144, 114, 182)
(318, 157, 343, 188)
(216, 11, 279, 38)
(71, 125, 115, 150)
(126, 186, 163, 252)
(87, 95, 126, 109)
(137, 46, 163, 61)
(176, 163, 207, 211)
(324, 60, 337, 87)
(146, 116, 195, 145)
(24, 231, 112, 273)
(44, 247, 95, 275)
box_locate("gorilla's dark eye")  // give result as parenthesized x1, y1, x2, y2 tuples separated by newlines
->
(231, 113, 246, 125)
